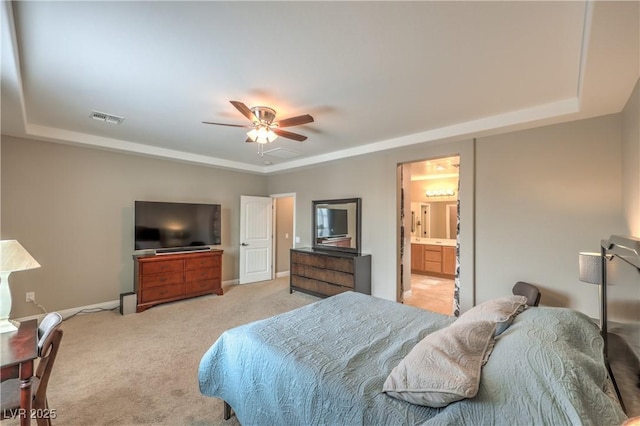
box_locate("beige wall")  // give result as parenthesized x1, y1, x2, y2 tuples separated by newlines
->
(475, 114, 624, 319)
(1, 135, 267, 318)
(622, 78, 640, 236)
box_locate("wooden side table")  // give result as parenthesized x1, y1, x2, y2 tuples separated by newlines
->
(1, 319, 38, 426)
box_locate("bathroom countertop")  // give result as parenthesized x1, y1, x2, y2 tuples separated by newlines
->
(410, 238, 456, 247)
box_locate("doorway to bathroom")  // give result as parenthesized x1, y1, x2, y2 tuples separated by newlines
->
(399, 155, 460, 316)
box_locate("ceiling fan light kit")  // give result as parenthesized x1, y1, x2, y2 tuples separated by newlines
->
(247, 125, 278, 144)
(203, 101, 314, 157)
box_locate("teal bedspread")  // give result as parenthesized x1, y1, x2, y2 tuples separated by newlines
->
(198, 292, 626, 425)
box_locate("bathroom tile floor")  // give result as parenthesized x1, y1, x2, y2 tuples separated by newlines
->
(404, 274, 455, 316)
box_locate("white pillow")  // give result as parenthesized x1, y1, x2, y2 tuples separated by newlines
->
(456, 295, 528, 336)
(383, 320, 497, 407)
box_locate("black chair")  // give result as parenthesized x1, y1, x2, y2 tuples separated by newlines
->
(512, 281, 541, 307)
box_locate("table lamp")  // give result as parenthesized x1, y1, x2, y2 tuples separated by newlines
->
(578, 251, 603, 328)
(0, 240, 41, 333)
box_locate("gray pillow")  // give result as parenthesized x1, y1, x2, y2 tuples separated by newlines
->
(455, 295, 528, 336)
(383, 320, 497, 407)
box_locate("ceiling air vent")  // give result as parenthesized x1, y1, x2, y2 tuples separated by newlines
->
(262, 147, 301, 159)
(90, 110, 124, 125)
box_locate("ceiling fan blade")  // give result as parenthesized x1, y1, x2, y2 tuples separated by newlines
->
(230, 101, 257, 122)
(276, 114, 314, 128)
(202, 121, 249, 128)
(273, 128, 307, 142)
(245, 137, 255, 143)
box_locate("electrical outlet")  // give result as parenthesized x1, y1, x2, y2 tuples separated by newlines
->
(26, 292, 35, 303)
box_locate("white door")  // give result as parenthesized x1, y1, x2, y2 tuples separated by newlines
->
(239, 195, 273, 284)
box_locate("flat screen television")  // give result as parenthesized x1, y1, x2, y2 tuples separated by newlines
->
(135, 201, 221, 251)
(316, 208, 348, 238)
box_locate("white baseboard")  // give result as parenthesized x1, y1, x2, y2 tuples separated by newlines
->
(17, 299, 120, 322)
(18, 275, 289, 322)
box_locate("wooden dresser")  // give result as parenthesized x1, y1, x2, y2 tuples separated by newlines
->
(133, 250, 223, 312)
(290, 247, 371, 298)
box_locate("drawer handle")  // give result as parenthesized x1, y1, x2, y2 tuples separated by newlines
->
(159, 277, 167, 282)
(159, 291, 167, 296)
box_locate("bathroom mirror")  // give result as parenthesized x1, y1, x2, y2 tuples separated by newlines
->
(411, 201, 457, 240)
(312, 198, 361, 254)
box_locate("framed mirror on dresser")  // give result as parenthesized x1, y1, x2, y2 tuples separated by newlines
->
(312, 198, 361, 254)
(290, 198, 370, 298)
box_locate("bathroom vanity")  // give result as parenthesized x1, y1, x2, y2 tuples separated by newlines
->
(410, 238, 455, 278)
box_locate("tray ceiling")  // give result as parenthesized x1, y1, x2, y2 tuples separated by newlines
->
(1, 1, 638, 174)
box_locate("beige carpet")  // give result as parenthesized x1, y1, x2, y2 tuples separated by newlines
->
(2, 277, 317, 426)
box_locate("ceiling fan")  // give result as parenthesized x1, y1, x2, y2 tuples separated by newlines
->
(202, 101, 314, 144)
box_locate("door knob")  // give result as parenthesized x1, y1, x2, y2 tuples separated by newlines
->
(241, 243, 249, 246)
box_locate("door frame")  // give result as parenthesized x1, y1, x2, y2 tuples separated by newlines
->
(271, 192, 296, 278)
(398, 156, 460, 312)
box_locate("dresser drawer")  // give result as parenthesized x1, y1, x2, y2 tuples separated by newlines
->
(186, 280, 218, 294)
(141, 283, 184, 303)
(291, 263, 306, 276)
(291, 252, 325, 268)
(317, 281, 350, 296)
(292, 251, 353, 273)
(141, 260, 183, 275)
(291, 275, 319, 294)
(186, 268, 219, 282)
(141, 271, 183, 288)
(324, 256, 353, 273)
(292, 275, 351, 296)
(185, 256, 219, 270)
(301, 266, 354, 288)
(424, 245, 442, 252)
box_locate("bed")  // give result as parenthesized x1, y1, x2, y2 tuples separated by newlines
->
(198, 236, 639, 425)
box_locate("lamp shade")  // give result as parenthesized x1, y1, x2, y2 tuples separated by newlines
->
(0, 240, 40, 333)
(0, 240, 41, 272)
(578, 252, 601, 285)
